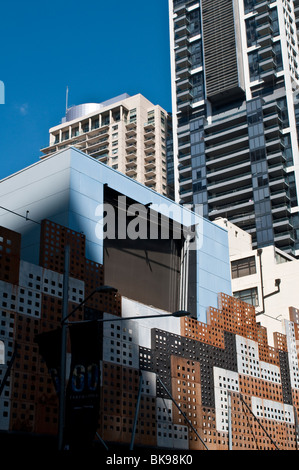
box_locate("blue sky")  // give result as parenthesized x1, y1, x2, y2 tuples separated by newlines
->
(0, 0, 171, 180)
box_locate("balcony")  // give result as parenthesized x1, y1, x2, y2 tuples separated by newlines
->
(177, 88, 192, 102)
(144, 128, 155, 139)
(174, 22, 190, 40)
(179, 185, 193, 197)
(94, 154, 109, 163)
(144, 143, 155, 153)
(208, 184, 253, 205)
(177, 99, 192, 112)
(144, 153, 156, 163)
(273, 217, 293, 231)
(208, 198, 255, 219)
(88, 125, 109, 138)
(126, 158, 137, 169)
(254, 0, 269, 13)
(126, 143, 137, 154)
(257, 30, 273, 48)
(256, 20, 273, 38)
(126, 166, 137, 177)
(267, 150, 286, 166)
(179, 173, 192, 187)
(145, 168, 156, 178)
(144, 122, 155, 131)
(176, 77, 192, 91)
(175, 45, 190, 60)
(144, 176, 156, 186)
(207, 160, 251, 183)
(88, 144, 109, 155)
(204, 123, 248, 145)
(205, 135, 249, 159)
(144, 159, 155, 170)
(274, 231, 295, 248)
(270, 189, 290, 207)
(126, 120, 136, 127)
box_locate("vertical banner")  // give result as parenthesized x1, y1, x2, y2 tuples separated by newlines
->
(35, 328, 62, 393)
(65, 321, 102, 450)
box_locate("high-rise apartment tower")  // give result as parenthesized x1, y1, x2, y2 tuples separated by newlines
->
(41, 93, 170, 197)
(169, 0, 299, 256)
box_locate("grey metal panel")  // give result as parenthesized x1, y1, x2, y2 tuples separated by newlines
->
(202, 0, 244, 102)
(66, 103, 103, 122)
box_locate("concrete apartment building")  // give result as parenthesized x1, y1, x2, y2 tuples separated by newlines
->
(168, 0, 299, 257)
(215, 217, 299, 345)
(41, 93, 170, 197)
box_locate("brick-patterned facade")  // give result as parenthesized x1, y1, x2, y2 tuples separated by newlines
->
(1, 222, 299, 450)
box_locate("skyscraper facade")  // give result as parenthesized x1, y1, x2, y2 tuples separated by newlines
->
(41, 93, 171, 197)
(169, 0, 299, 256)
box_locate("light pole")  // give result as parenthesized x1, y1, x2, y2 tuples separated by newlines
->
(69, 309, 191, 325)
(58, 280, 119, 451)
(58, 294, 190, 451)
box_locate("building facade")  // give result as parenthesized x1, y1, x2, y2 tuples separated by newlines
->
(41, 93, 171, 197)
(0, 146, 232, 325)
(215, 217, 299, 346)
(1, 148, 299, 450)
(169, 0, 299, 256)
(0, 222, 299, 450)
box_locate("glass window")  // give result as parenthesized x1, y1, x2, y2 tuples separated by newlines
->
(83, 124, 89, 132)
(246, 17, 257, 47)
(188, 9, 201, 36)
(233, 287, 259, 306)
(231, 256, 256, 279)
(273, 42, 283, 72)
(72, 127, 79, 137)
(91, 119, 99, 130)
(62, 130, 69, 141)
(244, 0, 255, 14)
(191, 73, 204, 102)
(0, 340, 4, 364)
(248, 51, 260, 82)
(190, 40, 203, 69)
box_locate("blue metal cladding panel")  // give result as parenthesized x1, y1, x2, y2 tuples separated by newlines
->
(0, 147, 231, 319)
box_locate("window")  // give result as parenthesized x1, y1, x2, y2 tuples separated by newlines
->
(188, 8, 201, 36)
(246, 17, 257, 47)
(0, 340, 4, 364)
(129, 109, 137, 123)
(231, 256, 256, 279)
(91, 119, 99, 130)
(62, 130, 69, 141)
(233, 287, 259, 307)
(248, 51, 260, 82)
(191, 73, 204, 102)
(147, 110, 155, 124)
(72, 127, 79, 137)
(190, 40, 203, 69)
(82, 123, 89, 133)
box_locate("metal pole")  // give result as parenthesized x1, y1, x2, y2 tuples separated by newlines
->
(239, 393, 280, 450)
(130, 371, 143, 450)
(227, 391, 232, 450)
(157, 375, 209, 450)
(0, 343, 18, 397)
(58, 244, 70, 451)
(294, 407, 299, 450)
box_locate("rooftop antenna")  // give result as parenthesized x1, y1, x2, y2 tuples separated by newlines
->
(66, 85, 69, 113)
